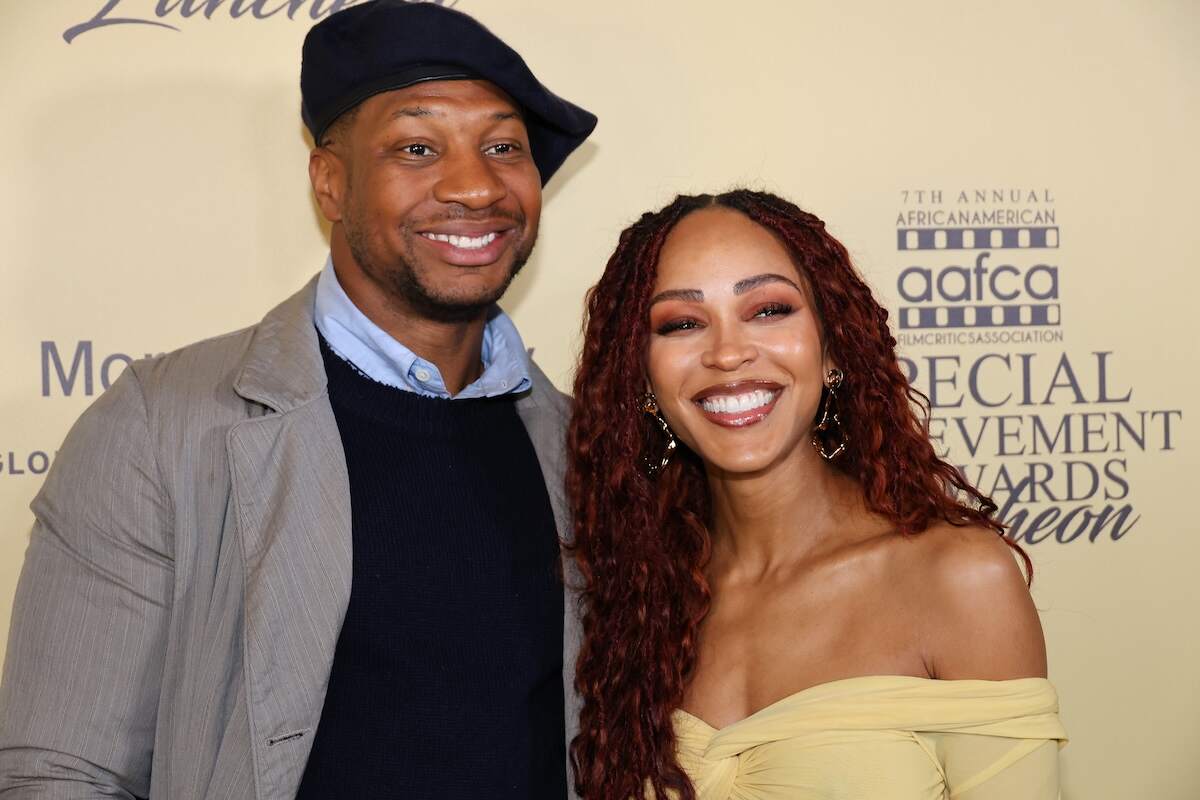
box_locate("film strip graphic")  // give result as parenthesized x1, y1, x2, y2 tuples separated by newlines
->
(897, 226, 1059, 251)
(899, 304, 1060, 330)
(898, 225, 1060, 330)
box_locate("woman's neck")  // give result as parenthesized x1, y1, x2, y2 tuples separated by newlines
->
(706, 449, 869, 580)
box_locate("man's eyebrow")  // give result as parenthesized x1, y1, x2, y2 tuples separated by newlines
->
(733, 273, 803, 295)
(389, 106, 438, 120)
(649, 288, 704, 306)
(387, 108, 522, 122)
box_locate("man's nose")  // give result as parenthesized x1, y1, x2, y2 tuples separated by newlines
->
(433, 151, 508, 210)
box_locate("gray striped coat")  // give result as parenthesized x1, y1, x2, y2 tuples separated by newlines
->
(0, 277, 582, 799)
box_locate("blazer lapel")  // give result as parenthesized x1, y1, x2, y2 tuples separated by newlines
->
(227, 278, 353, 800)
(516, 367, 584, 798)
(515, 369, 570, 542)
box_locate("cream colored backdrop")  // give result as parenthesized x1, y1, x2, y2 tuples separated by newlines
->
(2, 1, 1196, 797)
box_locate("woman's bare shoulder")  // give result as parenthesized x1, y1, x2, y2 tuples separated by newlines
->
(903, 522, 1048, 681)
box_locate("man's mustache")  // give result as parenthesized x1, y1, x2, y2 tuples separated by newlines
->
(413, 207, 527, 227)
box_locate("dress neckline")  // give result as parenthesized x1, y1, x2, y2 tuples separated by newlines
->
(674, 674, 1054, 734)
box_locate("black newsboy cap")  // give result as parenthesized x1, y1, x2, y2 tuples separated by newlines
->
(301, 1, 597, 185)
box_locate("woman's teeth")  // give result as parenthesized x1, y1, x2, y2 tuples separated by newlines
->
(421, 232, 499, 250)
(699, 389, 777, 414)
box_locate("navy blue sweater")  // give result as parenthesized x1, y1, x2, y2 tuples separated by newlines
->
(296, 338, 566, 799)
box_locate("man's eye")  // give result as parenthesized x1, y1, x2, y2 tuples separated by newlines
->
(403, 144, 433, 156)
(486, 142, 519, 155)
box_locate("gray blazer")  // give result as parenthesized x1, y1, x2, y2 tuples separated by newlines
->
(0, 278, 582, 799)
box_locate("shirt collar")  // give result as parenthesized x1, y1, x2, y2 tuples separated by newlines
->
(313, 256, 532, 399)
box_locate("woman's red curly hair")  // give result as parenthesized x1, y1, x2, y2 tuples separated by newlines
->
(567, 190, 1029, 799)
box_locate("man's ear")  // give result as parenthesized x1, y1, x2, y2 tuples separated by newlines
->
(309, 147, 347, 223)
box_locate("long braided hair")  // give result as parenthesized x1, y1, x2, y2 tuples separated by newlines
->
(566, 190, 1029, 799)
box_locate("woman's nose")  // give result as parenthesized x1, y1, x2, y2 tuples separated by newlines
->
(700, 324, 758, 371)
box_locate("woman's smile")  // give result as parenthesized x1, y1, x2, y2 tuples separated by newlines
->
(692, 380, 784, 428)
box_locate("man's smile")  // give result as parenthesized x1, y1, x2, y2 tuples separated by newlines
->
(420, 231, 499, 250)
(416, 226, 516, 266)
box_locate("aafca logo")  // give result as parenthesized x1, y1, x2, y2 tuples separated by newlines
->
(894, 189, 1062, 347)
(892, 188, 1184, 545)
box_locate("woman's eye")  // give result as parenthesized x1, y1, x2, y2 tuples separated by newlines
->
(655, 319, 700, 335)
(753, 302, 794, 319)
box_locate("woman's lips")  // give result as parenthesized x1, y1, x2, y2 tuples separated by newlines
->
(693, 382, 783, 428)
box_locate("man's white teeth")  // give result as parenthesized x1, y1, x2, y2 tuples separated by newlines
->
(700, 389, 777, 414)
(422, 232, 499, 250)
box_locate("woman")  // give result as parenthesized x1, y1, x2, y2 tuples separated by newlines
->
(567, 190, 1066, 799)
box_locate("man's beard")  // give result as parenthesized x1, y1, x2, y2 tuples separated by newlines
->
(344, 206, 535, 324)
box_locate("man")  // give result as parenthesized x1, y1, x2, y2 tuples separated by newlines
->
(0, 2, 596, 798)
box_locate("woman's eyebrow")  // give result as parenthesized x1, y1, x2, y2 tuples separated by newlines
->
(733, 273, 802, 294)
(649, 274, 801, 306)
(649, 288, 703, 306)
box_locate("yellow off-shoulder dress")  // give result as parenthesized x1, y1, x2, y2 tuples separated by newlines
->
(674, 676, 1067, 799)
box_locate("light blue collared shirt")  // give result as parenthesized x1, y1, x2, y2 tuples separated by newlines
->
(314, 257, 532, 399)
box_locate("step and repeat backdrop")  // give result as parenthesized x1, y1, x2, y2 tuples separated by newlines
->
(1, 1, 1196, 797)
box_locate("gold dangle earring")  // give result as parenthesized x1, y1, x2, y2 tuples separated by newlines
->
(811, 368, 849, 461)
(640, 391, 677, 477)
